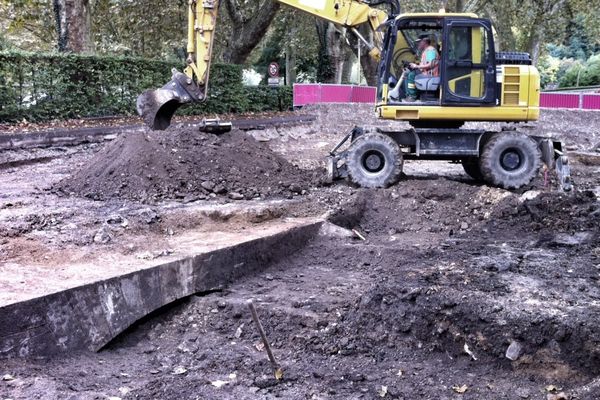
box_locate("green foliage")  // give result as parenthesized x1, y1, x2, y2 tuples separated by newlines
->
(547, 15, 600, 61)
(244, 86, 293, 112)
(0, 51, 292, 123)
(559, 55, 600, 87)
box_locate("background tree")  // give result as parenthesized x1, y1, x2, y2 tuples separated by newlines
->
(222, 0, 280, 64)
(53, 0, 92, 52)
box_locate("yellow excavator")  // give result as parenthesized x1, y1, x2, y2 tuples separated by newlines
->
(137, 0, 571, 191)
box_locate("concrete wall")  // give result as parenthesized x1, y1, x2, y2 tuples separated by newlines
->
(0, 221, 321, 358)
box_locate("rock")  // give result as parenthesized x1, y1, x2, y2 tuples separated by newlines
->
(289, 183, 303, 193)
(136, 208, 160, 224)
(460, 222, 469, 230)
(318, 222, 354, 239)
(172, 366, 187, 375)
(228, 192, 244, 200)
(520, 190, 541, 202)
(93, 226, 112, 244)
(213, 184, 227, 195)
(551, 232, 594, 247)
(201, 180, 216, 191)
(506, 340, 523, 361)
(106, 214, 123, 224)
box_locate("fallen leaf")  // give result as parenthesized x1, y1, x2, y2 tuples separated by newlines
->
(547, 392, 569, 400)
(234, 324, 244, 339)
(546, 385, 561, 393)
(275, 368, 284, 380)
(452, 385, 468, 394)
(463, 343, 478, 361)
(210, 380, 229, 388)
(254, 342, 265, 352)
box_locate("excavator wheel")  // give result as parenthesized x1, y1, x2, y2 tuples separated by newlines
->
(346, 133, 403, 188)
(461, 159, 484, 181)
(480, 132, 541, 189)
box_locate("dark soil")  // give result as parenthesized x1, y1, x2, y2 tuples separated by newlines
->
(56, 128, 322, 203)
(3, 179, 600, 400)
(3, 108, 600, 400)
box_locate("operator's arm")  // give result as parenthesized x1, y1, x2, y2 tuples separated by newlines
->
(410, 48, 438, 73)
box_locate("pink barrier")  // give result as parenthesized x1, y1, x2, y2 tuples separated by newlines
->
(293, 84, 376, 107)
(294, 84, 600, 110)
(351, 86, 377, 103)
(539, 93, 580, 109)
(293, 84, 321, 107)
(320, 85, 353, 103)
(583, 95, 600, 110)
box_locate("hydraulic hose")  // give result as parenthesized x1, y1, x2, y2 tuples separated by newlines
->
(364, 0, 401, 16)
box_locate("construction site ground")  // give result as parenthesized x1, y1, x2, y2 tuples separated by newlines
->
(1, 105, 600, 400)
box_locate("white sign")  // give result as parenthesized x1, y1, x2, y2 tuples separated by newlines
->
(268, 77, 281, 86)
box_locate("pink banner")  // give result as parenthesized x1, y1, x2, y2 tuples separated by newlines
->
(583, 95, 600, 110)
(539, 93, 580, 109)
(293, 84, 376, 107)
(351, 86, 377, 103)
(293, 84, 600, 111)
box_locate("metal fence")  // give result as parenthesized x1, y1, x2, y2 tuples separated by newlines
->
(293, 84, 600, 110)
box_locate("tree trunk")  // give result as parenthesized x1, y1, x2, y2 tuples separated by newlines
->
(222, 0, 280, 64)
(315, 21, 345, 83)
(53, 0, 92, 52)
(285, 44, 296, 85)
(341, 49, 354, 84)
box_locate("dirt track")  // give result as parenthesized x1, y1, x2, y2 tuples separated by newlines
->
(1, 106, 600, 400)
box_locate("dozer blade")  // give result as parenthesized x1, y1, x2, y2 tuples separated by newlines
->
(136, 69, 204, 131)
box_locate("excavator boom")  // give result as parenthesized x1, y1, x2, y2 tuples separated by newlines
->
(137, 0, 395, 130)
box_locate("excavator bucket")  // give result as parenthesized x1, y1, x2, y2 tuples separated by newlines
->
(136, 69, 204, 131)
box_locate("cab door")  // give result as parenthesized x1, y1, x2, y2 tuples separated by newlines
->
(441, 18, 496, 105)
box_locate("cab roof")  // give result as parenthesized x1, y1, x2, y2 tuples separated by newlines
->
(396, 12, 478, 20)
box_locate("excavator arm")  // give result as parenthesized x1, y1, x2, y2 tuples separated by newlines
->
(137, 0, 397, 131)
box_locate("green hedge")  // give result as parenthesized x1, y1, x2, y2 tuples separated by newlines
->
(0, 51, 292, 123)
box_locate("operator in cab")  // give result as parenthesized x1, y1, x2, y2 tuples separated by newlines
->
(404, 34, 440, 101)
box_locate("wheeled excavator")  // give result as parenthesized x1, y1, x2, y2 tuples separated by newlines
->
(137, 0, 571, 191)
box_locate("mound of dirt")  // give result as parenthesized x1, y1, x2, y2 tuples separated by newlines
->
(489, 190, 600, 234)
(57, 128, 322, 202)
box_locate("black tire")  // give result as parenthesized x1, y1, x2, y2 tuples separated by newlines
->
(461, 159, 484, 181)
(346, 133, 403, 188)
(480, 132, 541, 189)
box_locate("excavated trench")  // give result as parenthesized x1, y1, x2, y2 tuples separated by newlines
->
(2, 107, 600, 398)
(3, 180, 600, 400)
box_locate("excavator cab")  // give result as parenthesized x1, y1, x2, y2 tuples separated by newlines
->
(377, 14, 504, 124)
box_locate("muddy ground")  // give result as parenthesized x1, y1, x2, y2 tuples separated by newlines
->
(1, 105, 600, 400)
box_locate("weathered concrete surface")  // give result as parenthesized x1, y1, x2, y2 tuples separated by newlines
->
(0, 218, 322, 358)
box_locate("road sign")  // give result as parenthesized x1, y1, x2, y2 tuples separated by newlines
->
(268, 62, 280, 78)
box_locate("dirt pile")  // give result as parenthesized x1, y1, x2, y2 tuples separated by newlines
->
(487, 190, 600, 236)
(57, 128, 322, 202)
